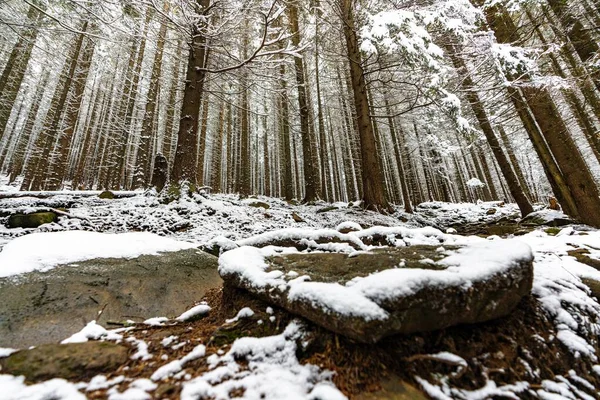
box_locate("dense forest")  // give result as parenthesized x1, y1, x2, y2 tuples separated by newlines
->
(1, 0, 599, 222)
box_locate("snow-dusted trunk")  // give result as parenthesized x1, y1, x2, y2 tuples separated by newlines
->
(446, 44, 533, 216)
(134, 7, 169, 189)
(163, 40, 184, 167)
(288, 1, 319, 202)
(546, 0, 600, 92)
(170, 0, 211, 188)
(526, 9, 600, 165)
(7, 71, 50, 184)
(541, 7, 600, 123)
(278, 59, 294, 201)
(197, 86, 210, 186)
(23, 22, 88, 191)
(340, 0, 391, 212)
(480, 2, 600, 226)
(497, 126, 533, 202)
(46, 32, 95, 190)
(0, 4, 41, 144)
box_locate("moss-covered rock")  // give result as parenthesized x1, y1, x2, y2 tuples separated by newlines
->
(0, 342, 128, 382)
(247, 201, 270, 209)
(7, 212, 57, 229)
(221, 243, 534, 343)
(316, 205, 339, 213)
(159, 181, 198, 203)
(98, 190, 115, 199)
(544, 227, 561, 236)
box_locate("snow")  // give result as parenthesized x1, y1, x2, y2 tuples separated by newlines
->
(226, 307, 256, 323)
(107, 378, 157, 400)
(161, 335, 178, 347)
(2, 191, 600, 399)
(466, 177, 485, 188)
(176, 303, 211, 322)
(128, 337, 152, 361)
(180, 322, 345, 400)
(220, 237, 531, 319)
(237, 227, 366, 252)
(335, 221, 362, 232)
(143, 317, 169, 326)
(151, 345, 206, 381)
(84, 375, 125, 392)
(61, 320, 123, 344)
(288, 281, 389, 321)
(0, 375, 86, 400)
(0, 348, 17, 358)
(0, 231, 196, 277)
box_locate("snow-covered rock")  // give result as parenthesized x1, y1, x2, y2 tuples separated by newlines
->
(219, 229, 534, 342)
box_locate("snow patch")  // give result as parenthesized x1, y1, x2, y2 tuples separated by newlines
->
(0, 231, 196, 277)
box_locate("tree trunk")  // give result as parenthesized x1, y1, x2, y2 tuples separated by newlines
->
(171, 0, 211, 188)
(133, 7, 169, 189)
(546, 0, 600, 91)
(339, 0, 391, 212)
(288, 1, 319, 202)
(197, 90, 210, 186)
(46, 31, 95, 190)
(0, 4, 42, 142)
(479, 1, 600, 225)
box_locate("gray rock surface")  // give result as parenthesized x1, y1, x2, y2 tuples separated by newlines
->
(220, 245, 533, 343)
(0, 248, 222, 348)
(0, 342, 128, 382)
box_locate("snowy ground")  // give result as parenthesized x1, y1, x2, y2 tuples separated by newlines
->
(1, 175, 600, 399)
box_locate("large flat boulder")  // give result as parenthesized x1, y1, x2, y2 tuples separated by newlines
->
(0, 342, 128, 382)
(0, 248, 221, 348)
(219, 237, 534, 343)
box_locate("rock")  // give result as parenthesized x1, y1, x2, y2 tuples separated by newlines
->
(486, 208, 497, 215)
(201, 236, 239, 257)
(0, 342, 128, 382)
(98, 190, 115, 199)
(236, 228, 365, 251)
(316, 206, 339, 213)
(151, 153, 169, 192)
(521, 210, 574, 227)
(247, 201, 270, 209)
(7, 211, 57, 228)
(582, 278, 600, 299)
(0, 248, 222, 348)
(220, 241, 534, 343)
(336, 221, 362, 234)
(291, 212, 304, 223)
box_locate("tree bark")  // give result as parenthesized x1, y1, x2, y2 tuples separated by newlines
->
(171, 0, 211, 188)
(339, 0, 391, 212)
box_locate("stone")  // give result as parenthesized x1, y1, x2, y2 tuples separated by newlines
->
(98, 190, 115, 199)
(7, 211, 57, 228)
(247, 201, 270, 209)
(486, 208, 497, 215)
(291, 212, 304, 223)
(0, 248, 222, 348)
(220, 242, 533, 343)
(521, 210, 574, 227)
(0, 342, 128, 382)
(316, 206, 339, 213)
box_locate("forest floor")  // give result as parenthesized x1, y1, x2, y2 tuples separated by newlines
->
(1, 175, 600, 400)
